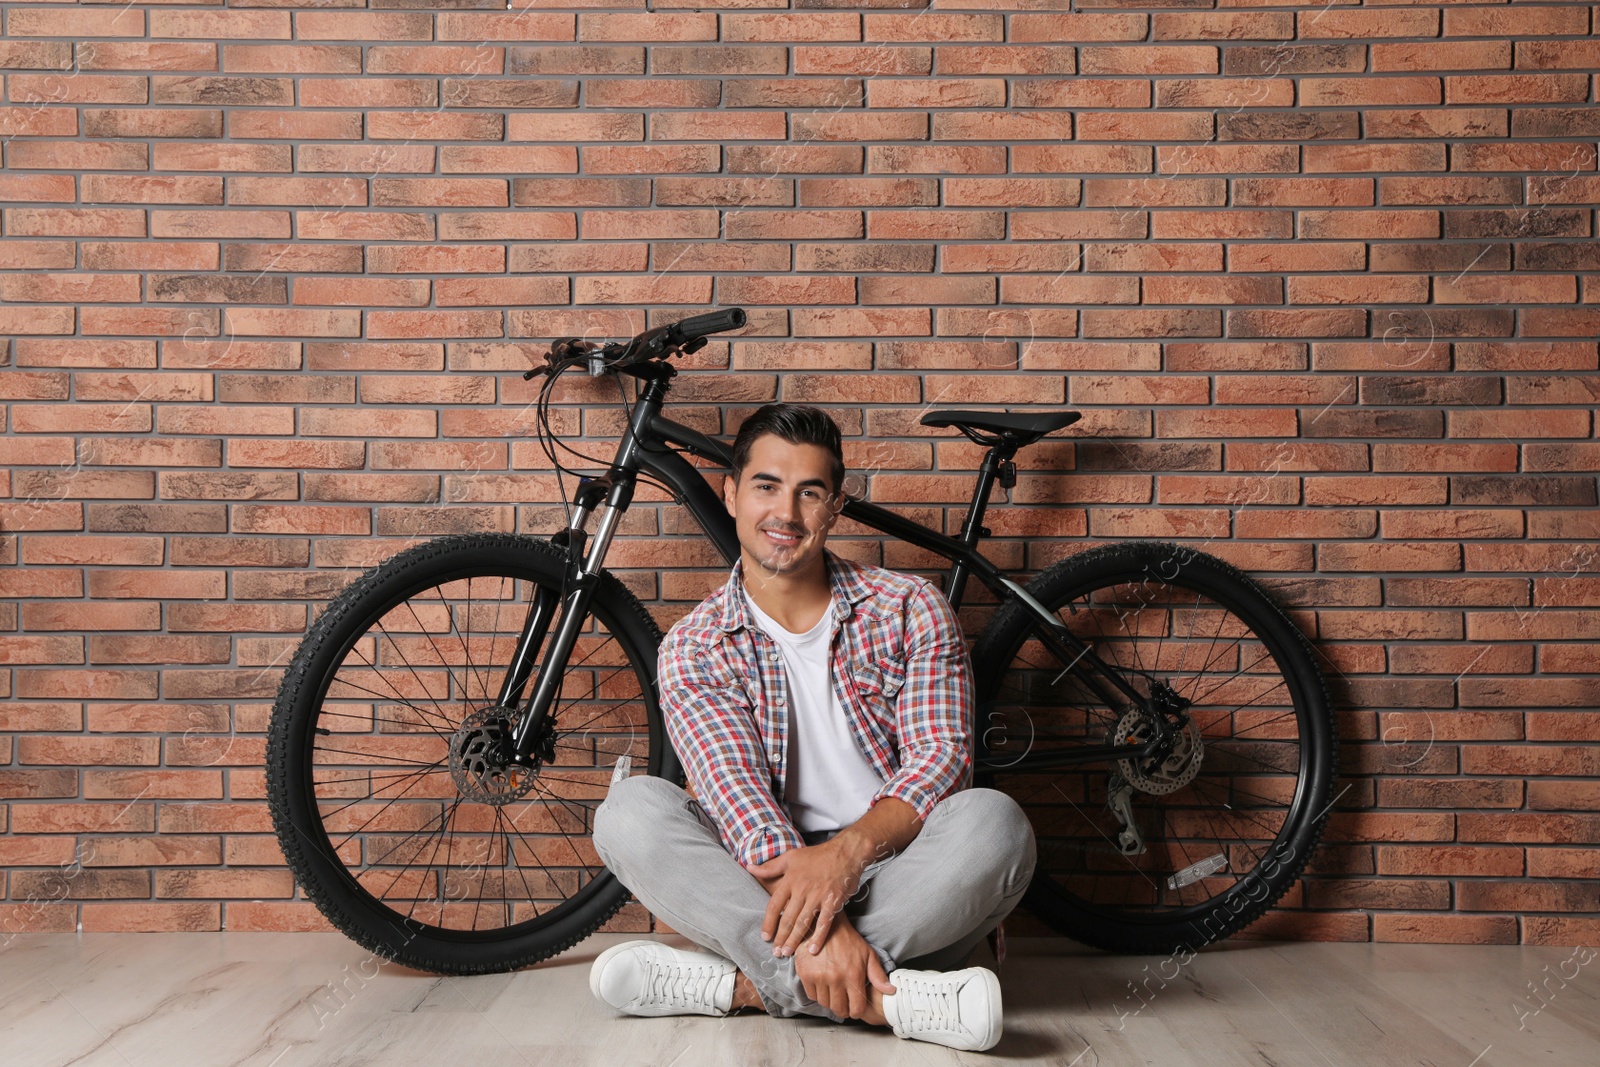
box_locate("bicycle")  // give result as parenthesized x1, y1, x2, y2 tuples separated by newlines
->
(267, 307, 1336, 975)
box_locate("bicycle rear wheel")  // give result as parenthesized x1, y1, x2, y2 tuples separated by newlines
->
(971, 540, 1335, 955)
(267, 534, 672, 974)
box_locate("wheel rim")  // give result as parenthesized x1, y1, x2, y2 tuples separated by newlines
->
(981, 561, 1324, 926)
(294, 564, 658, 939)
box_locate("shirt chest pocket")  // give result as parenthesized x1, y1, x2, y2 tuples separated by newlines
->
(847, 661, 906, 719)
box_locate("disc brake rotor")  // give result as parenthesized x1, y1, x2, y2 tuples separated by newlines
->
(1113, 708, 1204, 796)
(449, 708, 538, 805)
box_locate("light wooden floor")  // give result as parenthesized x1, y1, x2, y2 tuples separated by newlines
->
(0, 932, 1593, 1065)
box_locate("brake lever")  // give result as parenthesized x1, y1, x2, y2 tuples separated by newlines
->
(523, 338, 598, 380)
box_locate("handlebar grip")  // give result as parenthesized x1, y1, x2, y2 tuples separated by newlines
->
(668, 308, 747, 345)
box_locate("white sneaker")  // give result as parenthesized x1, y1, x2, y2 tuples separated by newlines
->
(881, 965, 1003, 1051)
(589, 940, 737, 1018)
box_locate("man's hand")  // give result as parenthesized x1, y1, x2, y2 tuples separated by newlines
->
(792, 913, 896, 1022)
(746, 798, 922, 959)
(746, 837, 867, 958)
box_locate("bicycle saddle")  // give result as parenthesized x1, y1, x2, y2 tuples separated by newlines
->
(921, 408, 1082, 446)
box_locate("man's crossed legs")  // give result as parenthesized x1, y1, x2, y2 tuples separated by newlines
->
(590, 776, 1037, 1049)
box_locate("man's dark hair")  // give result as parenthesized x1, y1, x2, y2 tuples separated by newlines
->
(730, 403, 845, 496)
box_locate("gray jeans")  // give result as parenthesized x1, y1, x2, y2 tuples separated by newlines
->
(591, 775, 1037, 1021)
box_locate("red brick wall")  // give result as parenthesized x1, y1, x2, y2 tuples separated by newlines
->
(2, 2, 1597, 944)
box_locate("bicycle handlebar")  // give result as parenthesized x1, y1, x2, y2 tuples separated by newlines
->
(666, 307, 746, 347)
(525, 307, 748, 379)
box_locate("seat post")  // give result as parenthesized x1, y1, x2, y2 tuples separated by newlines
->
(945, 441, 1016, 610)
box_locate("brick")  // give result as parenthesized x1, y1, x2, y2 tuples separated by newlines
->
(10, 7, 146, 37)
(1301, 77, 1441, 108)
(1219, 112, 1359, 142)
(1153, 12, 1292, 40)
(1224, 44, 1364, 76)
(505, 45, 643, 75)
(1368, 242, 1507, 273)
(371, 111, 502, 143)
(147, 273, 288, 307)
(1366, 109, 1508, 141)
(1156, 78, 1296, 110)
(1301, 9, 1439, 39)
(1288, 276, 1428, 305)
(0, 40, 72, 69)
(1012, 211, 1146, 241)
(1085, 243, 1222, 273)
(1459, 342, 1597, 372)
(80, 243, 220, 276)
(1076, 112, 1214, 142)
(1080, 46, 1217, 75)
(1228, 309, 1367, 339)
(83, 108, 222, 140)
(1529, 176, 1600, 207)
(933, 112, 1072, 142)
(153, 210, 291, 240)
(0, 239, 77, 271)
(8, 208, 145, 238)
(1452, 206, 1587, 239)
(1228, 243, 1369, 275)
(9, 74, 147, 107)
(1517, 40, 1600, 70)
(1300, 210, 1440, 240)
(1371, 40, 1510, 72)
(15, 668, 159, 701)
(1448, 74, 1590, 106)
(1144, 276, 1281, 306)
(1447, 6, 1590, 37)
(1235, 178, 1374, 208)
(1083, 178, 1223, 208)
(1523, 309, 1600, 337)
(1453, 475, 1596, 507)
(79, 176, 221, 208)
(12, 403, 150, 431)
(868, 79, 1004, 109)
(0, 636, 84, 665)
(226, 307, 359, 338)
(85, 504, 225, 534)
(1455, 144, 1597, 181)
(1082, 308, 1221, 338)
(1436, 275, 1576, 305)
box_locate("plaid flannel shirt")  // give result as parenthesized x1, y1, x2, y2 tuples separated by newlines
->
(657, 549, 975, 870)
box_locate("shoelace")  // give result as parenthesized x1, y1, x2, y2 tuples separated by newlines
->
(643, 956, 726, 1012)
(899, 976, 962, 1035)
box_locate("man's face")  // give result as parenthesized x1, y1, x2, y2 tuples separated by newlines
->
(723, 434, 839, 578)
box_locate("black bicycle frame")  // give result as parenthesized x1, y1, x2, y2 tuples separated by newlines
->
(507, 364, 1165, 771)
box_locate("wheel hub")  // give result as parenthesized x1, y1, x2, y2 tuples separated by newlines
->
(449, 708, 538, 805)
(1113, 704, 1203, 796)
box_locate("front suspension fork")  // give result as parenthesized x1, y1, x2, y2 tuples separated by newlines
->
(504, 476, 632, 766)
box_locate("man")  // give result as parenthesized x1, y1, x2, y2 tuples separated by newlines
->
(589, 403, 1037, 1052)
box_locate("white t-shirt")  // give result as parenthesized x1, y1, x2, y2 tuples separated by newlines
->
(742, 589, 884, 834)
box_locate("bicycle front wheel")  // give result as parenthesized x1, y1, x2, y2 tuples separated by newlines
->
(267, 534, 672, 974)
(971, 540, 1335, 955)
